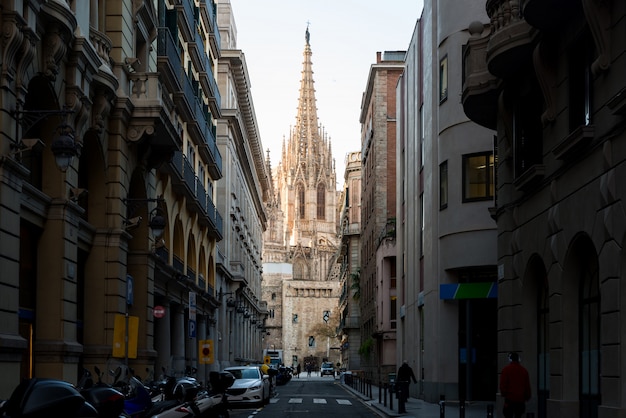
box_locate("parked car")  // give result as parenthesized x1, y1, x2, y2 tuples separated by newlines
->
(320, 362, 335, 377)
(223, 366, 271, 407)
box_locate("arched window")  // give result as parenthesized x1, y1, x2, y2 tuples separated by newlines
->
(297, 184, 305, 218)
(317, 184, 325, 219)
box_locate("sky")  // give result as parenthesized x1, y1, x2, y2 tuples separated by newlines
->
(230, 0, 424, 182)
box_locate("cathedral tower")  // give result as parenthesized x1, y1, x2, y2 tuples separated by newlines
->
(262, 27, 341, 369)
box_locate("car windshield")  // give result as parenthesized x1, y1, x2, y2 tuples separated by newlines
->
(228, 368, 259, 379)
(322, 363, 333, 368)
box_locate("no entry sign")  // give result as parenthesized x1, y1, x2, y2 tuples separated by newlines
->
(153, 305, 166, 318)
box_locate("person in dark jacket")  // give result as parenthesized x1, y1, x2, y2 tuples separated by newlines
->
(396, 361, 417, 413)
(499, 352, 531, 418)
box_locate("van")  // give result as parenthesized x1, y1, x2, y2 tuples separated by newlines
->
(320, 362, 334, 377)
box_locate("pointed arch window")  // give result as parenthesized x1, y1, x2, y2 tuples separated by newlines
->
(297, 184, 305, 218)
(317, 184, 325, 219)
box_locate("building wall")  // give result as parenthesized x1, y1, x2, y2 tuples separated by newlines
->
(0, 0, 227, 396)
(360, 52, 405, 381)
(215, 0, 269, 369)
(398, 0, 498, 403)
(461, 1, 626, 416)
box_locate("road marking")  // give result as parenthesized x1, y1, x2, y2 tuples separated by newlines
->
(313, 398, 327, 404)
(337, 399, 352, 405)
(288, 398, 303, 403)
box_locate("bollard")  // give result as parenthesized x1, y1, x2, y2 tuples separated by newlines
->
(487, 404, 493, 418)
(383, 383, 388, 407)
(389, 383, 393, 410)
(460, 399, 465, 418)
(379, 381, 382, 404)
(439, 395, 445, 418)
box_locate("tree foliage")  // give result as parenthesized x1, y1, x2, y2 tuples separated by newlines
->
(350, 268, 361, 301)
(309, 308, 340, 341)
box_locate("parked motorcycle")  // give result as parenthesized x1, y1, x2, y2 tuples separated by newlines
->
(77, 367, 126, 418)
(112, 367, 234, 418)
(0, 378, 99, 418)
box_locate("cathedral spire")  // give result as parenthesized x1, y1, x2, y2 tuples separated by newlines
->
(291, 26, 325, 170)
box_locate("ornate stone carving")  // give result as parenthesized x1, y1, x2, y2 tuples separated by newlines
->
(1, 14, 25, 88)
(582, 0, 611, 74)
(43, 25, 68, 80)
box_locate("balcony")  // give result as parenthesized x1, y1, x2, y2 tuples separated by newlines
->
(485, 0, 537, 78)
(127, 71, 181, 167)
(523, 0, 576, 31)
(198, 118, 223, 179)
(164, 151, 223, 240)
(342, 223, 361, 236)
(172, 72, 196, 124)
(189, 29, 209, 76)
(199, 52, 221, 115)
(157, 28, 183, 95)
(462, 22, 500, 130)
(176, 0, 195, 43)
(199, 0, 221, 59)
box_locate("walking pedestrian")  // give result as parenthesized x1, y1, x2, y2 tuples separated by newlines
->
(500, 352, 531, 418)
(296, 363, 301, 378)
(396, 360, 417, 413)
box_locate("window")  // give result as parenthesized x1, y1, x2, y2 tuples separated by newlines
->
(293, 314, 298, 323)
(462, 153, 494, 202)
(439, 56, 448, 103)
(308, 336, 315, 347)
(420, 104, 425, 168)
(440, 161, 448, 209)
(297, 184, 305, 218)
(420, 194, 424, 257)
(317, 184, 325, 219)
(390, 296, 397, 329)
(271, 293, 276, 300)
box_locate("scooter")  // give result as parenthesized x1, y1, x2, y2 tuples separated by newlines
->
(77, 367, 126, 418)
(151, 371, 233, 418)
(0, 378, 99, 418)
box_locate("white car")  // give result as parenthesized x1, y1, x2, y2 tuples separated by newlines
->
(223, 366, 271, 407)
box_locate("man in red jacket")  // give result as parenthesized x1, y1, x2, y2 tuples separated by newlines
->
(499, 352, 531, 418)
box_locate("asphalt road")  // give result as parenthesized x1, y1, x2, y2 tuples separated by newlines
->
(227, 376, 381, 418)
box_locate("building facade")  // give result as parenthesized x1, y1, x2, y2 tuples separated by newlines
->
(262, 28, 342, 370)
(215, 0, 269, 369)
(397, 0, 498, 403)
(462, 1, 626, 417)
(337, 151, 363, 371)
(359, 51, 405, 382)
(0, 0, 250, 397)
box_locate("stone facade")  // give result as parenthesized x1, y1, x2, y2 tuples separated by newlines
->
(262, 28, 341, 370)
(462, 1, 626, 417)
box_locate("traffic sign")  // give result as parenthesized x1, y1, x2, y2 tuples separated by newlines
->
(153, 305, 165, 318)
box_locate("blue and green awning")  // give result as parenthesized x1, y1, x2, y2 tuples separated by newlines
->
(439, 282, 497, 300)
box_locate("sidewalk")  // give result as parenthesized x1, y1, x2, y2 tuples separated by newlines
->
(341, 379, 497, 418)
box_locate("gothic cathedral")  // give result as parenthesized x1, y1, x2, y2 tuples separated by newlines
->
(262, 28, 342, 370)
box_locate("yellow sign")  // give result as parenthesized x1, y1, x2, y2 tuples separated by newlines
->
(112, 314, 139, 358)
(199, 340, 214, 364)
(264, 355, 271, 365)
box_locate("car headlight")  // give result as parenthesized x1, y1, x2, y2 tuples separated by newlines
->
(249, 383, 262, 390)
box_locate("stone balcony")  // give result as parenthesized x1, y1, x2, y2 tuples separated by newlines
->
(485, 0, 537, 78)
(523, 0, 575, 31)
(462, 21, 501, 130)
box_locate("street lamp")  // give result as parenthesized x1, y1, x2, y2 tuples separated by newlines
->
(2, 104, 79, 172)
(123, 197, 166, 239)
